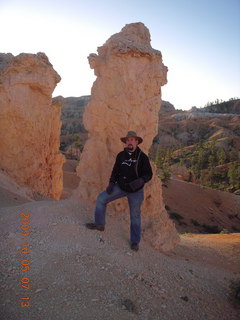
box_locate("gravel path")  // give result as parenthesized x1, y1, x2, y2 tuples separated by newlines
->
(0, 198, 239, 320)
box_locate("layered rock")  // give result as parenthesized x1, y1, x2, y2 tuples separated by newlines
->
(160, 101, 176, 114)
(74, 23, 179, 251)
(0, 52, 65, 200)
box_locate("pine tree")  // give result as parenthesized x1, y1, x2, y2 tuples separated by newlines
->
(198, 148, 206, 169)
(217, 149, 227, 165)
(200, 170, 205, 185)
(208, 154, 215, 168)
(228, 162, 238, 187)
(230, 149, 237, 162)
(179, 158, 184, 166)
(209, 166, 215, 184)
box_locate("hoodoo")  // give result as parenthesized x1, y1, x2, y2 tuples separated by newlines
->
(0, 52, 65, 200)
(74, 23, 179, 250)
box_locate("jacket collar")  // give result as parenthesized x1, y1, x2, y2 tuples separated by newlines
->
(124, 146, 141, 157)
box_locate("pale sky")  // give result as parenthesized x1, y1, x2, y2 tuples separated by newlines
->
(0, 0, 239, 110)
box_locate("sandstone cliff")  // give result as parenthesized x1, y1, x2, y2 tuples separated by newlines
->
(73, 23, 179, 251)
(0, 52, 65, 200)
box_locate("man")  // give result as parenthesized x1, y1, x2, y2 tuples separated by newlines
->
(86, 131, 153, 251)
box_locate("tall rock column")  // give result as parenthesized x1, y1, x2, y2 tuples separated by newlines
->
(0, 52, 65, 200)
(74, 23, 179, 251)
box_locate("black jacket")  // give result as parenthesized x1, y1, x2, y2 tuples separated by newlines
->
(109, 147, 153, 193)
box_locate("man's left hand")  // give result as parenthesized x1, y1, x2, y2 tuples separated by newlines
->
(128, 178, 145, 191)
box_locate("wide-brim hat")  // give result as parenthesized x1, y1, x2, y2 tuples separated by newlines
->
(120, 131, 143, 144)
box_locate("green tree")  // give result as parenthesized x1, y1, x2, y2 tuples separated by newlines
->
(200, 170, 205, 185)
(217, 149, 227, 165)
(208, 166, 215, 186)
(179, 158, 184, 166)
(228, 162, 239, 188)
(230, 149, 238, 162)
(165, 148, 173, 164)
(154, 147, 173, 181)
(160, 164, 171, 181)
(209, 139, 217, 156)
(198, 148, 206, 169)
(155, 148, 164, 169)
(208, 154, 215, 168)
(238, 152, 240, 165)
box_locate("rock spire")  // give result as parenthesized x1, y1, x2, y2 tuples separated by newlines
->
(0, 52, 65, 200)
(74, 23, 179, 250)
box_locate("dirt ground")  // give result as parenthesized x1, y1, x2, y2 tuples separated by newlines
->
(0, 162, 240, 319)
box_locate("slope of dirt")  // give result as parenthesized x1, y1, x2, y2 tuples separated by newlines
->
(162, 178, 240, 233)
(0, 186, 30, 208)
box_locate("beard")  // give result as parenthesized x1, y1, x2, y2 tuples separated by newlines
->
(127, 144, 134, 151)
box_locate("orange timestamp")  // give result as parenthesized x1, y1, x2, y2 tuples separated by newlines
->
(20, 212, 31, 308)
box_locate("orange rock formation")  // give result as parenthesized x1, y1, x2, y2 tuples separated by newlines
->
(0, 52, 65, 200)
(74, 23, 179, 250)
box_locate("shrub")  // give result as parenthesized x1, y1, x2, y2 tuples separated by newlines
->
(179, 221, 188, 226)
(213, 200, 222, 207)
(228, 214, 237, 220)
(232, 226, 240, 232)
(190, 219, 200, 226)
(201, 224, 220, 234)
(169, 212, 184, 221)
(219, 228, 230, 234)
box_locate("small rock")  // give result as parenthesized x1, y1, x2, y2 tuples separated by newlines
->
(180, 296, 189, 302)
(121, 299, 137, 313)
(35, 288, 43, 293)
(75, 255, 81, 262)
(98, 236, 105, 243)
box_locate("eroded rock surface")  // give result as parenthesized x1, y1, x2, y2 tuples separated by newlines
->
(0, 52, 65, 200)
(74, 23, 179, 250)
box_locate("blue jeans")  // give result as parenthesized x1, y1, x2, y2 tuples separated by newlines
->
(94, 184, 144, 244)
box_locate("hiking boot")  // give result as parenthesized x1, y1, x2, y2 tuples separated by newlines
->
(130, 242, 139, 251)
(85, 223, 105, 231)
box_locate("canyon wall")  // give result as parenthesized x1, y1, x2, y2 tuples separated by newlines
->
(74, 23, 179, 250)
(0, 52, 65, 200)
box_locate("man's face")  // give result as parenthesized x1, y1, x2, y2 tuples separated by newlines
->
(126, 137, 138, 152)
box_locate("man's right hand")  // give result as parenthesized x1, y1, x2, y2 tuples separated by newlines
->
(106, 182, 115, 194)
